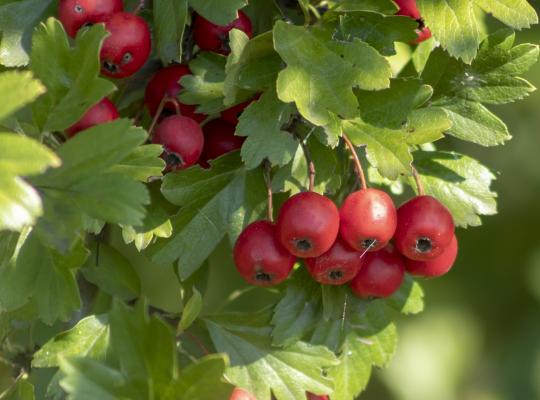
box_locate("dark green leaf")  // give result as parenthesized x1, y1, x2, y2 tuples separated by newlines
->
(154, 0, 188, 64)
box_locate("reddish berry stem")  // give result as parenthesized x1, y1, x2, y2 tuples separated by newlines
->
(148, 96, 180, 138)
(342, 133, 367, 190)
(294, 131, 316, 192)
(411, 165, 425, 196)
(263, 160, 274, 222)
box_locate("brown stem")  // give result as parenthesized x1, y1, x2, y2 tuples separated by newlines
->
(342, 133, 367, 190)
(263, 160, 274, 222)
(411, 166, 425, 196)
(293, 132, 316, 192)
(148, 96, 178, 138)
(133, 0, 145, 14)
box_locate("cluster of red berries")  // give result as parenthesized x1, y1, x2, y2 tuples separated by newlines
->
(59, 0, 254, 169)
(234, 188, 458, 298)
(230, 388, 328, 400)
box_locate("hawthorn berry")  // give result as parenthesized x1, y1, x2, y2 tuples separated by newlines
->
(58, 0, 123, 38)
(100, 12, 151, 78)
(415, 27, 432, 44)
(350, 245, 405, 298)
(152, 115, 204, 171)
(395, 0, 421, 19)
(307, 394, 329, 400)
(221, 95, 259, 125)
(66, 98, 119, 137)
(394, 195, 455, 261)
(193, 11, 253, 55)
(144, 65, 206, 122)
(339, 188, 397, 252)
(199, 119, 245, 167)
(305, 236, 363, 285)
(277, 192, 340, 258)
(230, 388, 257, 400)
(233, 221, 296, 286)
(406, 235, 458, 278)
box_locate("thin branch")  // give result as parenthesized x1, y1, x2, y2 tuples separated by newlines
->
(342, 133, 367, 190)
(412, 166, 425, 196)
(148, 96, 178, 138)
(293, 132, 316, 192)
(263, 160, 274, 222)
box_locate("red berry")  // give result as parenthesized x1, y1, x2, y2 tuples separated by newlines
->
(350, 245, 405, 298)
(144, 65, 206, 122)
(277, 192, 340, 258)
(414, 27, 432, 44)
(406, 235, 458, 278)
(339, 189, 397, 252)
(307, 394, 329, 400)
(193, 11, 253, 55)
(100, 12, 151, 78)
(230, 388, 257, 400)
(233, 221, 296, 286)
(305, 236, 363, 285)
(395, 0, 420, 19)
(199, 119, 244, 166)
(58, 0, 123, 38)
(152, 115, 204, 170)
(394, 195, 455, 261)
(66, 98, 119, 137)
(221, 95, 259, 125)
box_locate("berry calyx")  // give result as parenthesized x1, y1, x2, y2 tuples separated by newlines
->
(305, 236, 363, 285)
(395, 0, 421, 19)
(58, 0, 123, 38)
(66, 98, 119, 137)
(394, 195, 455, 261)
(406, 235, 458, 277)
(193, 11, 253, 55)
(100, 12, 151, 78)
(152, 115, 204, 171)
(277, 192, 340, 258)
(221, 95, 260, 125)
(144, 65, 206, 122)
(199, 119, 245, 167)
(233, 221, 296, 286)
(230, 388, 257, 400)
(339, 188, 397, 252)
(350, 245, 405, 298)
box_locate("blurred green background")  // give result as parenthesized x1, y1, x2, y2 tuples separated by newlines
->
(364, 8, 540, 400)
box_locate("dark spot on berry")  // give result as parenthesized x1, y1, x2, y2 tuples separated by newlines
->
(328, 269, 344, 281)
(294, 239, 313, 252)
(361, 239, 377, 249)
(164, 151, 184, 168)
(74, 4, 84, 13)
(82, 22, 94, 29)
(102, 60, 119, 74)
(255, 271, 273, 282)
(415, 237, 432, 253)
(122, 52, 133, 64)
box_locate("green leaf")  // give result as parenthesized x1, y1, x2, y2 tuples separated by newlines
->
(473, 0, 538, 29)
(0, 71, 45, 121)
(59, 357, 135, 400)
(224, 31, 281, 103)
(0, 177, 41, 232)
(0, 132, 60, 176)
(82, 243, 141, 300)
(109, 145, 165, 182)
(163, 354, 233, 399)
(411, 151, 498, 227)
(33, 315, 109, 368)
(154, 0, 188, 64)
(339, 13, 418, 56)
(178, 287, 203, 333)
(236, 90, 298, 169)
(179, 53, 227, 114)
(189, 0, 247, 25)
(207, 311, 338, 400)
(343, 119, 412, 180)
(418, 0, 481, 63)
(434, 98, 511, 146)
(2, 378, 35, 400)
(30, 19, 116, 131)
(356, 78, 433, 129)
(330, 0, 398, 13)
(0, 0, 53, 67)
(274, 21, 391, 126)
(0, 233, 89, 324)
(386, 275, 425, 315)
(109, 301, 177, 395)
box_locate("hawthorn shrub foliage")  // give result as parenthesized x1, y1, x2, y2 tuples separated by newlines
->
(0, 0, 538, 399)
